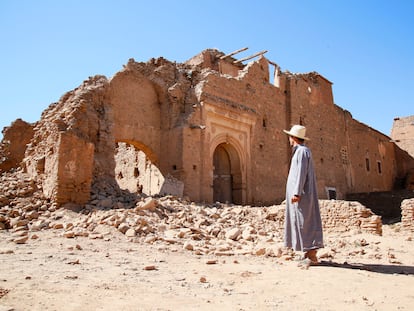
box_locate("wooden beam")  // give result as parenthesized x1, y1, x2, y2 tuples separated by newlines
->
(219, 47, 249, 59)
(268, 60, 278, 67)
(234, 50, 268, 63)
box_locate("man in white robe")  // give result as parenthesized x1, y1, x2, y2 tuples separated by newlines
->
(283, 125, 324, 264)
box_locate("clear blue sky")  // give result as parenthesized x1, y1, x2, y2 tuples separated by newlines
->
(1, 0, 412, 138)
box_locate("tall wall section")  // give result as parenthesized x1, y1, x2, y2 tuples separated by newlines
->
(391, 115, 414, 158)
(189, 56, 289, 204)
(281, 72, 349, 198)
(345, 120, 396, 193)
(391, 115, 414, 189)
(281, 70, 400, 199)
(23, 75, 112, 204)
(107, 56, 205, 201)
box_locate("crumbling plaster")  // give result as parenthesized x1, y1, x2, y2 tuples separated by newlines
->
(1, 48, 413, 207)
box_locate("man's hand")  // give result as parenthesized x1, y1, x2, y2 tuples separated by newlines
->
(291, 195, 301, 203)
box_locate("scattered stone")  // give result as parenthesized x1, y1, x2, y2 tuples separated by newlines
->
(118, 223, 130, 234)
(206, 260, 218, 265)
(125, 229, 136, 238)
(64, 231, 75, 238)
(13, 235, 29, 244)
(136, 198, 157, 211)
(67, 259, 80, 265)
(183, 241, 194, 251)
(0, 165, 412, 264)
(64, 275, 78, 280)
(0, 249, 14, 254)
(0, 287, 10, 298)
(255, 248, 266, 256)
(225, 228, 241, 241)
(144, 236, 157, 244)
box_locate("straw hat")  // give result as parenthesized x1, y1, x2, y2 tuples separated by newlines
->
(283, 125, 310, 140)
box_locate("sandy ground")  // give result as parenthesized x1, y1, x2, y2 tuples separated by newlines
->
(1, 224, 414, 311)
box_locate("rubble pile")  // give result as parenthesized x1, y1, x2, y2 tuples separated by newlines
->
(0, 169, 52, 243)
(0, 168, 386, 259)
(401, 198, 414, 231)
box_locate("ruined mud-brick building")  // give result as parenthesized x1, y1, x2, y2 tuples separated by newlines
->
(1, 48, 414, 207)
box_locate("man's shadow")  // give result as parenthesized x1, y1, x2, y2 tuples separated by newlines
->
(317, 260, 414, 275)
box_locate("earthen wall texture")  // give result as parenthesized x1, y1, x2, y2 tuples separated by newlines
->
(391, 115, 414, 158)
(0, 119, 34, 173)
(401, 198, 414, 231)
(55, 132, 94, 204)
(391, 116, 414, 190)
(109, 69, 161, 162)
(276, 72, 400, 201)
(283, 74, 350, 198)
(1, 48, 413, 207)
(22, 75, 115, 202)
(190, 58, 289, 204)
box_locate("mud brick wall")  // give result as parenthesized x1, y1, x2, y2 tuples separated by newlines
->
(401, 198, 414, 232)
(319, 200, 382, 235)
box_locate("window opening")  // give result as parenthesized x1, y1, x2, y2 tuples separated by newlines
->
(365, 158, 370, 172)
(325, 187, 337, 200)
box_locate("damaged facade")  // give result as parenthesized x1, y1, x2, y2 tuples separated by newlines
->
(1, 48, 414, 206)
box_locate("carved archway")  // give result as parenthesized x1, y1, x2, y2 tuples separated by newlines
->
(212, 141, 243, 204)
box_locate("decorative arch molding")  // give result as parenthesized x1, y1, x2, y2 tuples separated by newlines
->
(209, 133, 245, 168)
(203, 100, 257, 204)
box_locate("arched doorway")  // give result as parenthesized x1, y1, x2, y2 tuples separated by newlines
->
(213, 143, 242, 204)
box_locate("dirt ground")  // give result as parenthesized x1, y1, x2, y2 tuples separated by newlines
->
(1, 224, 414, 311)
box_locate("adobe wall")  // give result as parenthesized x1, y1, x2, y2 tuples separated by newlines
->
(391, 115, 414, 190)
(283, 72, 399, 199)
(190, 57, 288, 204)
(0, 119, 34, 173)
(391, 115, 414, 158)
(1, 48, 413, 208)
(346, 190, 414, 222)
(346, 121, 397, 192)
(23, 75, 113, 204)
(401, 198, 414, 231)
(109, 65, 162, 164)
(281, 73, 349, 198)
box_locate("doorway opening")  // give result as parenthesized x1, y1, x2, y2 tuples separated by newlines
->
(213, 143, 243, 204)
(325, 186, 337, 200)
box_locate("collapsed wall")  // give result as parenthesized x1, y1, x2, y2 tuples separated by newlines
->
(23, 75, 111, 205)
(11, 55, 202, 206)
(0, 119, 34, 173)
(0, 48, 413, 210)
